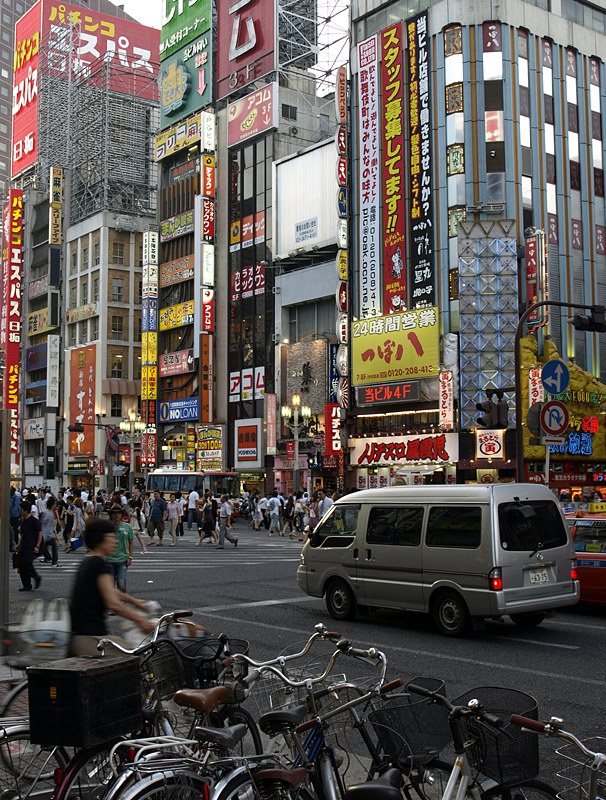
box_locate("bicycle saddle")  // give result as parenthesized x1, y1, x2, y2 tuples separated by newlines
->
(252, 768, 308, 788)
(345, 768, 403, 800)
(259, 705, 307, 737)
(173, 686, 228, 713)
(194, 722, 247, 750)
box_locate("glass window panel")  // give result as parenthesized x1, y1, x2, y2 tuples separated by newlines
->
(522, 146, 533, 176)
(595, 168, 605, 199)
(545, 124, 555, 155)
(317, 298, 336, 337)
(522, 176, 533, 208)
(592, 111, 602, 141)
(593, 139, 603, 169)
(367, 507, 424, 546)
(483, 52, 503, 81)
(448, 173, 466, 205)
(486, 172, 506, 203)
(546, 154, 556, 184)
(243, 167, 253, 200)
(444, 53, 463, 84)
(547, 184, 557, 214)
(446, 112, 465, 144)
(520, 116, 531, 147)
(449, 238, 458, 269)
(543, 67, 553, 96)
(484, 81, 504, 111)
(518, 31, 529, 60)
(297, 303, 315, 340)
(571, 190, 582, 219)
(566, 75, 577, 105)
(568, 103, 579, 133)
(591, 84, 601, 113)
(520, 86, 530, 117)
(426, 506, 482, 549)
(518, 58, 529, 88)
(486, 142, 505, 172)
(570, 161, 581, 191)
(485, 111, 504, 142)
(569, 131, 579, 162)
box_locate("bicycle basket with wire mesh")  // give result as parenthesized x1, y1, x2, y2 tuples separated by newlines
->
(452, 686, 539, 786)
(368, 678, 450, 768)
(173, 638, 249, 689)
(556, 737, 606, 800)
(140, 640, 186, 700)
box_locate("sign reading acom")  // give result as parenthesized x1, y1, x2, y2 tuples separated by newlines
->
(159, 398, 200, 423)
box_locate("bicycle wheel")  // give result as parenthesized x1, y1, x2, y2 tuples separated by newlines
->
(211, 766, 317, 800)
(0, 680, 29, 719)
(0, 727, 68, 800)
(55, 741, 124, 800)
(114, 769, 211, 800)
(482, 779, 559, 800)
(224, 707, 263, 756)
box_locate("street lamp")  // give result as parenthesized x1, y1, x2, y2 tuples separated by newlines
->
(281, 393, 311, 493)
(120, 411, 145, 491)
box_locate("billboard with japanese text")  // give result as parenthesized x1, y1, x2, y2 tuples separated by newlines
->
(351, 307, 439, 386)
(159, 34, 212, 129)
(216, 0, 276, 100)
(12, 0, 160, 177)
(160, 0, 211, 61)
(227, 83, 278, 147)
(69, 345, 96, 456)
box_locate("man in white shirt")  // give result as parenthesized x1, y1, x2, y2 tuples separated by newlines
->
(217, 495, 238, 548)
(267, 491, 282, 536)
(317, 490, 334, 520)
(80, 489, 89, 504)
(187, 489, 200, 530)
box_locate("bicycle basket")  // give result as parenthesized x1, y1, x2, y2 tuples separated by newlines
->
(368, 678, 450, 767)
(453, 686, 539, 786)
(556, 737, 606, 800)
(140, 640, 186, 700)
(173, 638, 249, 689)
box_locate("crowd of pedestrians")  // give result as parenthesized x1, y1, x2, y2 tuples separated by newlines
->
(245, 487, 336, 538)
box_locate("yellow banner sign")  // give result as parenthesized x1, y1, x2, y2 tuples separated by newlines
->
(351, 307, 440, 386)
(159, 301, 195, 331)
(141, 331, 158, 365)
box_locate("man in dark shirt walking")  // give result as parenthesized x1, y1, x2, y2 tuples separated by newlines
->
(148, 491, 167, 546)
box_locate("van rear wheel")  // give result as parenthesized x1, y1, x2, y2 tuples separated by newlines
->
(432, 592, 471, 637)
(325, 580, 356, 621)
(510, 612, 546, 629)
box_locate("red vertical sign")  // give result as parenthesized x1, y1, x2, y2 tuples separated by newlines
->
(324, 403, 342, 458)
(380, 23, 407, 314)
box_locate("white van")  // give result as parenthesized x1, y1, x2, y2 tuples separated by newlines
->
(296, 484, 579, 636)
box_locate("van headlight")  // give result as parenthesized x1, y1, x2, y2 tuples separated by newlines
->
(300, 551, 305, 565)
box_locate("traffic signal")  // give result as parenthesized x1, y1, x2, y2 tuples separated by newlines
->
(307, 453, 315, 469)
(68, 423, 85, 432)
(494, 391, 509, 428)
(476, 398, 498, 428)
(573, 305, 606, 332)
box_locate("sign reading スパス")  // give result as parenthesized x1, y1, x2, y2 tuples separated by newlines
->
(351, 307, 439, 386)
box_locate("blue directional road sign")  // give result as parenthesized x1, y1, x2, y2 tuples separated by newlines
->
(541, 359, 570, 396)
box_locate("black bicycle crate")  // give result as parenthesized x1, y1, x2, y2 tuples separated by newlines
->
(453, 686, 539, 786)
(368, 677, 451, 767)
(27, 656, 143, 747)
(173, 637, 249, 688)
(140, 639, 186, 700)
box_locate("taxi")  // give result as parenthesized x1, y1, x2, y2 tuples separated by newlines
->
(565, 502, 606, 605)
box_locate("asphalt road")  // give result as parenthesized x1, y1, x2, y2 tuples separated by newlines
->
(7, 517, 606, 787)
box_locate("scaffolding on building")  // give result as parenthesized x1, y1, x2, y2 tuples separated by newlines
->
(36, 22, 159, 225)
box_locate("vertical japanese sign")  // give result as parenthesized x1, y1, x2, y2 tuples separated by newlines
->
(407, 11, 435, 307)
(12, 4, 41, 178)
(526, 230, 548, 327)
(324, 404, 342, 457)
(48, 167, 63, 245)
(69, 345, 96, 457)
(200, 333, 214, 423)
(3, 190, 24, 456)
(357, 35, 381, 318)
(380, 23, 407, 314)
(141, 230, 159, 469)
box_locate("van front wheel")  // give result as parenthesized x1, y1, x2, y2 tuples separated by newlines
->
(510, 612, 546, 629)
(432, 592, 471, 637)
(326, 580, 356, 621)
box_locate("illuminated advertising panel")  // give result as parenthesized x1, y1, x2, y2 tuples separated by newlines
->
(69, 345, 96, 456)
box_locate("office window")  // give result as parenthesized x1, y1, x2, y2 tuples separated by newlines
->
(80, 280, 88, 305)
(110, 354, 123, 378)
(94, 242, 100, 265)
(113, 242, 125, 264)
(79, 320, 87, 344)
(110, 394, 122, 417)
(282, 104, 297, 121)
(136, 279, 143, 303)
(111, 315, 124, 338)
(70, 251, 77, 275)
(82, 247, 88, 269)
(135, 315, 142, 338)
(91, 317, 99, 340)
(69, 326, 76, 347)
(93, 275, 99, 302)
(111, 277, 124, 302)
(70, 285, 77, 308)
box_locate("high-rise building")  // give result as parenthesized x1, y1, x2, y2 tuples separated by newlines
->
(348, 0, 606, 492)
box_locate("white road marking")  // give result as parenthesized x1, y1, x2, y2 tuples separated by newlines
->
(544, 618, 606, 632)
(198, 596, 319, 612)
(203, 612, 600, 687)
(485, 635, 578, 650)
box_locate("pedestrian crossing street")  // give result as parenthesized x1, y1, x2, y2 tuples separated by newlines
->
(13, 528, 304, 577)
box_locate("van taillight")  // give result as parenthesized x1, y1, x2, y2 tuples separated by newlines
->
(489, 568, 503, 591)
(571, 562, 578, 581)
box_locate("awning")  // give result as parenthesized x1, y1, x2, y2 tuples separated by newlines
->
(102, 379, 141, 396)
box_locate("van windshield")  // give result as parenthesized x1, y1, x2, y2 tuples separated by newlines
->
(498, 501, 567, 552)
(310, 504, 360, 547)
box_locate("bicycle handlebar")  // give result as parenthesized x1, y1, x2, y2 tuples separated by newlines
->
(510, 715, 547, 734)
(227, 624, 342, 670)
(96, 609, 193, 655)
(509, 715, 606, 763)
(407, 682, 502, 728)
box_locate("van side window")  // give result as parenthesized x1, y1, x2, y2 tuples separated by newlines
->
(367, 507, 423, 546)
(310, 505, 360, 548)
(426, 506, 482, 549)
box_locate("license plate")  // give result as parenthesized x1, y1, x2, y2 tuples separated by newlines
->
(529, 568, 549, 584)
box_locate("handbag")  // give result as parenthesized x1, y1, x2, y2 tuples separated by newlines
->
(12, 552, 19, 570)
